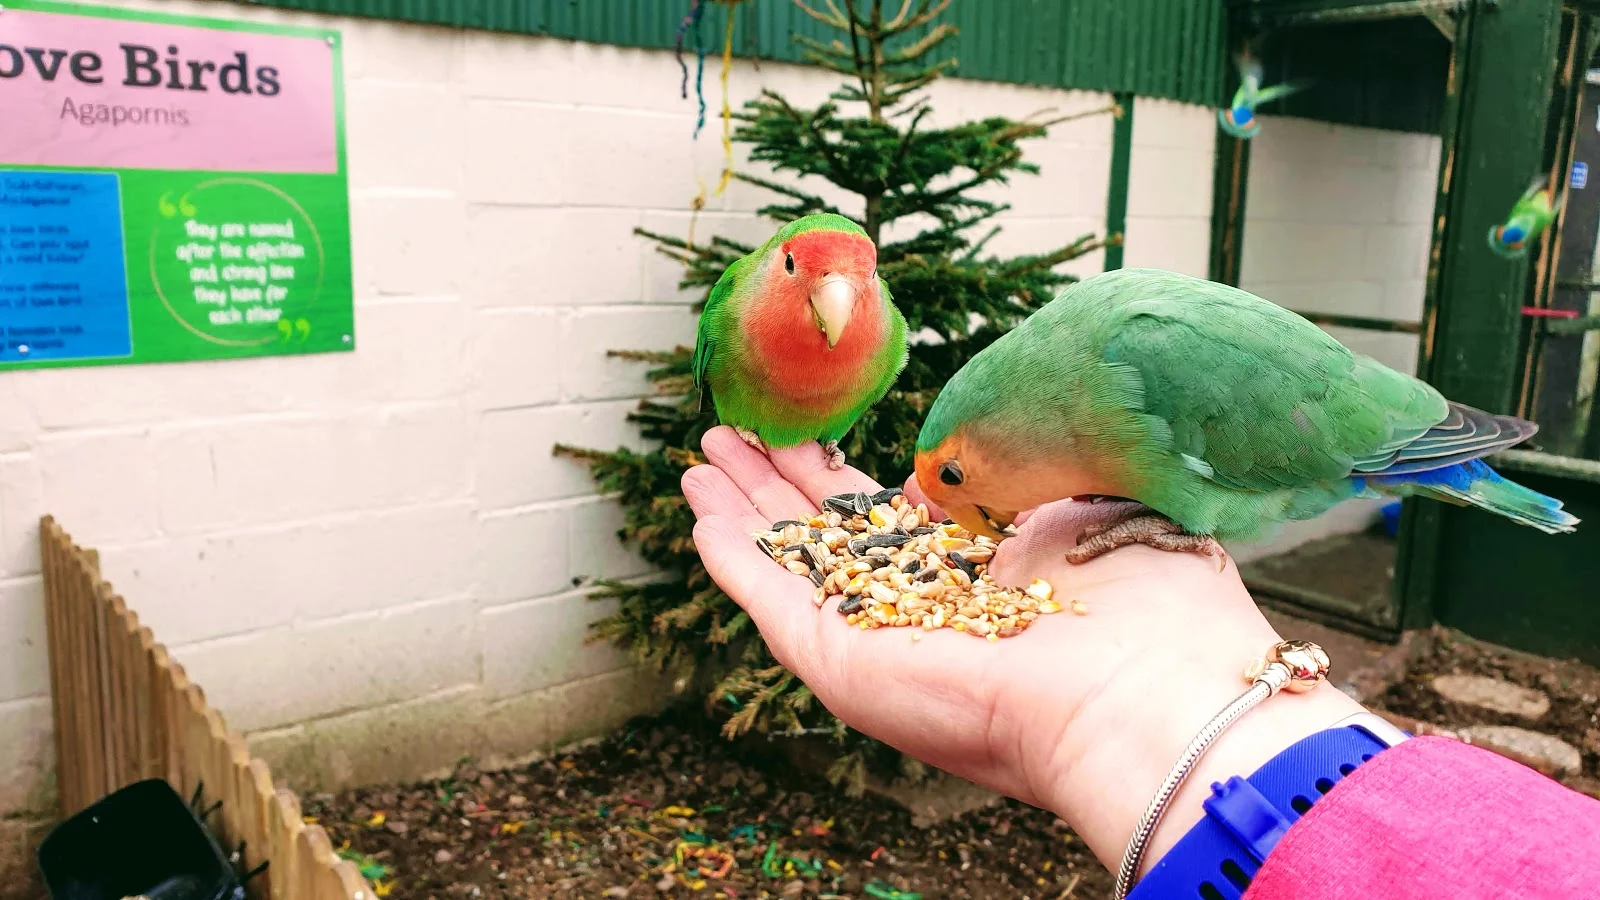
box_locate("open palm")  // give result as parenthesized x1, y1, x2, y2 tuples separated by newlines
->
(684, 427, 1356, 866)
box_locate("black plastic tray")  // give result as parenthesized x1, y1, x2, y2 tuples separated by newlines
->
(37, 778, 245, 900)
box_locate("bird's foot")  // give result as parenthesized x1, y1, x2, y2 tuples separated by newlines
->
(734, 427, 769, 454)
(821, 440, 847, 470)
(1064, 513, 1228, 571)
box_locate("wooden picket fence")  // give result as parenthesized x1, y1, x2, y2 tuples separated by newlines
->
(40, 516, 372, 899)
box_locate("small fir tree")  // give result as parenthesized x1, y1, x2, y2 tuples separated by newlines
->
(559, 0, 1111, 791)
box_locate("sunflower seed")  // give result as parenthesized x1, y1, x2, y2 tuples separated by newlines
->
(870, 487, 904, 506)
(948, 552, 979, 580)
(823, 493, 874, 516)
(847, 534, 911, 555)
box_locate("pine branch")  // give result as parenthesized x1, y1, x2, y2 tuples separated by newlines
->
(843, 0, 875, 120)
(961, 224, 1001, 261)
(883, 0, 917, 30)
(886, 23, 956, 63)
(730, 171, 834, 211)
(794, 35, 858, 65)
(884, 0, 950, 36)
(608, 348, 687, 364)
(764, 91, 857, 191)
(793, 0, 848, 28)
(996, 231, 1106, 275)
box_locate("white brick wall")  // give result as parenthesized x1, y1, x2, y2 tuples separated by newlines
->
(1232, 116, 1442, 561)
(0, 0, 1216, 813)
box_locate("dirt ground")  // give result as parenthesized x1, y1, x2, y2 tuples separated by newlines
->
(309, 531, 1600, 900)
(305, 709, 1110, 900)
(1375, 628, 1600, 784)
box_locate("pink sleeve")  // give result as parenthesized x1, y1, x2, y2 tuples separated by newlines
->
(1244, 736, 1600, 900)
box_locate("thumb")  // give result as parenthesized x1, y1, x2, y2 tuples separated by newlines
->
(902, 473, 946, 522)
(692, 514, 821, 676)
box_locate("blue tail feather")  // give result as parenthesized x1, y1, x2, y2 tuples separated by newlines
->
(1355, 459, 1578, 534)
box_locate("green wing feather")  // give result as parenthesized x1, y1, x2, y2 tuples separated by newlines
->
(692, 255, 750, 397)
(1100, 274, 1447, 494)
(1250, 81, 1302, 107)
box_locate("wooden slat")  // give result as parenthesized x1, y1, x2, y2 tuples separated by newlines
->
(41, 520, 71, 818)
(241, 760, 278, 899)
(272, 789, 307, 899)
(133, 626, 158, 780)
(38, 518, 374, 900)
(103, 591, 131, 789)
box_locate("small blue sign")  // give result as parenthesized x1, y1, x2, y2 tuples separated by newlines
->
(0, 171, 132, 364)
(1573, 161, 1589, 190)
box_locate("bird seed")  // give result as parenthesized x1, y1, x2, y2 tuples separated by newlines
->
(751, 489, 1076, 639)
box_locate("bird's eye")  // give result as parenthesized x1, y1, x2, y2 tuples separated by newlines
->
(785, 253, 796, 275)
(938, 460, 964, 486)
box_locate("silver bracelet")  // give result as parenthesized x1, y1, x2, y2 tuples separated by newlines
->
(1112, 640, 1332, 899)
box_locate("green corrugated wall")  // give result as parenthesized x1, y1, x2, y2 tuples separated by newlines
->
(233, 0, 1229, 107)
(1259, 18, 1450, 134)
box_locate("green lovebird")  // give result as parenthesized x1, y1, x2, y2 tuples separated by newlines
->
(1488, 176, 1562, 259)
(694, 214, 908, 469)
(914, 268, 1578, 566)
(1217, 53, 1305, 140)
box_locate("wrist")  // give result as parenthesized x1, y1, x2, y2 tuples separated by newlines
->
(1036, 609, 1364, 873)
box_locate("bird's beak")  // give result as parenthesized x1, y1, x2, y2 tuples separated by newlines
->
(947, 503, 1018, 542)
(810, 274, 856, 348)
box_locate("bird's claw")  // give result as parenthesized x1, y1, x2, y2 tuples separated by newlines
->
(735, 427, 769, 454)
(1066, 513, 1229, 570)
(821, 440, 847, 470)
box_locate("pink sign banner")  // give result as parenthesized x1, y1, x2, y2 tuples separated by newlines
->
(0, 3, 339, 174)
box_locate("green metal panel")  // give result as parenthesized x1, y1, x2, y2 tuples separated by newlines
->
(1208, 134, 1251, 286)
(1259, 19, 1450, 134)
(232, 0, 1229, 106)
(1104, 93, 1133, 271)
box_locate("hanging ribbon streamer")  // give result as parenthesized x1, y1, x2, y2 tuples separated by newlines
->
(691, 2, 710, 138)
(715, 4, 736, 195)
(674, 0, 705, 101)
(679, 0, 747, 244)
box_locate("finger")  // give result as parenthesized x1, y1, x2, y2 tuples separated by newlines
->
(682, 465, 768, 532)
(766, 440, 880, 506)
(693, 514, 822, 679)
(902, 473, 946, 522)
(989, 498, 1143, 582)
(702, 426, 817, 522)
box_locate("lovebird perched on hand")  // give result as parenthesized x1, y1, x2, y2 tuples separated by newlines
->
(1218, 54, 1304, 140)
(914, 268, 1578, 567)
(1488, 176, 1562, 259)
(694, 214, 908, 469)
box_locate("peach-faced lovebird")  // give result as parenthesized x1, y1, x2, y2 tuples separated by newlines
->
(693, 214, 908, 469)
(1488, 176, 1561, 259)
(914, 268, 1577, 566)
(1218, 54, 1303, 140)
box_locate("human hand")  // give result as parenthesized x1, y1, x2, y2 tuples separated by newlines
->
(683, 426, 1362, 872)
